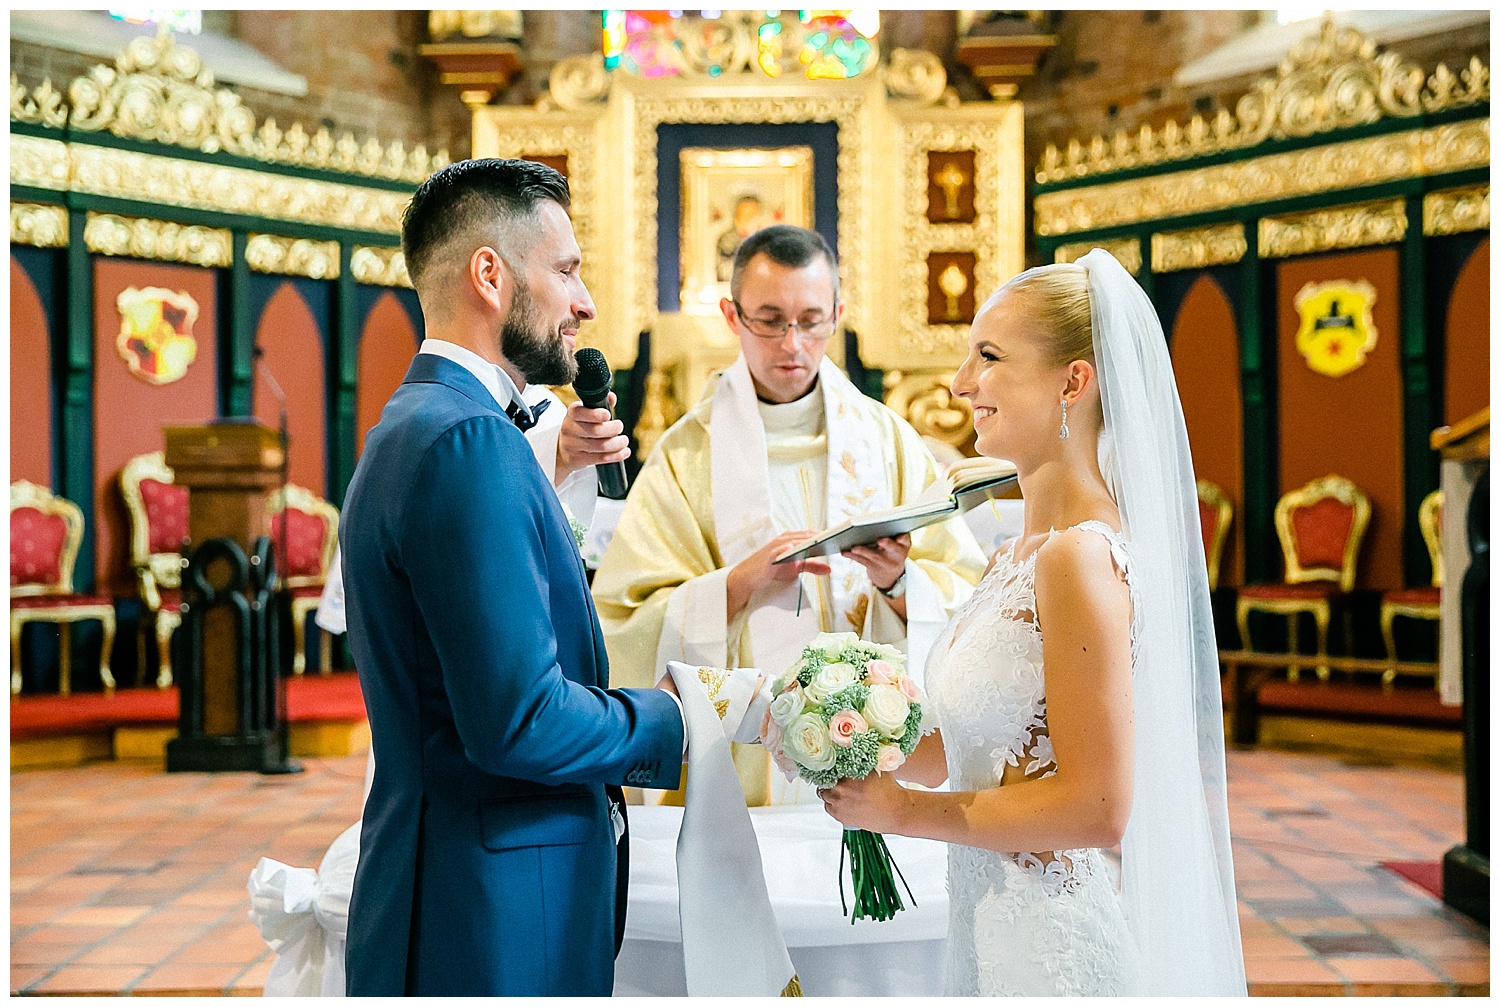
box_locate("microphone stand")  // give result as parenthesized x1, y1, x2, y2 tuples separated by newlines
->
(256, 350, 301, 774)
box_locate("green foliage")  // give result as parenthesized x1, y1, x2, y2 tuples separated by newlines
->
(898, 704, 924, 755)
(834, 729, 882, 779)
(821, 684, 870, 716)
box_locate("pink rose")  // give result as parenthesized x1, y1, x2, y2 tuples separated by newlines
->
(761, 710, 781, 750)
(865, 660, 895, 686)
(898, 674, 924, 703)
(828, 709, 868, 747)
(772, 747, 800, 781)
(877, 745, 904, 773)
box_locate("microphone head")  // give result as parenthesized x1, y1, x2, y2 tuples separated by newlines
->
(572, 347, 612, 399)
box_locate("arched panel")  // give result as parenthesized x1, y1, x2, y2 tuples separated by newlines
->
(357, 291, 421, 455)
(1170, 274, 1244, 586)
(1444, 236, 1489, 425)
(11, 256, 53, 487)
(253, 282, 328, 496)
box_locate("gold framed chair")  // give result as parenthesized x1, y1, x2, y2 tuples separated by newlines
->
(1379, 489, 1442, 687)
(1236, 474, 1371, 681)
(11, 481, 117, 695)
(269, 484, 340, 675)
(120, 451, 187, 688)
(1197, 479, 1233, 592)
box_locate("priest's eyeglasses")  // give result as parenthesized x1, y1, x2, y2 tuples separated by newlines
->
(732, 301, 837, 342)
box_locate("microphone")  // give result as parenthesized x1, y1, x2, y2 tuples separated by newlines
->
(572, 347, 630, 500)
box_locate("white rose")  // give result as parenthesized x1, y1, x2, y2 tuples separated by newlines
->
(811, 632, 859, 661)
(782, 713, 837, 771)
(770, 687, 806, 727)
(804, 661, 859, 705)
(862, 684, 911, 738)
(775, 659, 808, 693)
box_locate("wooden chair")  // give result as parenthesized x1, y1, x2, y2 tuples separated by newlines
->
(1379, 489, 1443, 687)
(11, 481, 117, 695)
(269, 484, 340, 675)
(1197, 479, 1233, 592)
(1236, 474, 1370, 681)
(120, 451, 187, 688)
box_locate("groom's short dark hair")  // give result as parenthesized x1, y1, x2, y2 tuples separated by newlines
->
(401, 158, 571, 292)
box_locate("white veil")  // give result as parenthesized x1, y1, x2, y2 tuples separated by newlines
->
(1078, 248, 1246, 994)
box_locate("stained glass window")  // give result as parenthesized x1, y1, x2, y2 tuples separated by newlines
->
(602, 9, 879, 80)
(108, 8, 203, 34)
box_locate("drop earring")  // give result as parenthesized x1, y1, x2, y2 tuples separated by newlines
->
(1059, 399, 1070, 440)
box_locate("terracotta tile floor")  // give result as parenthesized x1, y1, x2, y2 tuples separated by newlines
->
(10, 747, 1490, 996)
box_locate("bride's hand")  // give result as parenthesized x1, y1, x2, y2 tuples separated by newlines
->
(819, 771, 911, 833)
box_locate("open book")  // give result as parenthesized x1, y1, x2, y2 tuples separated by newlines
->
(773, 456, 1019, 563)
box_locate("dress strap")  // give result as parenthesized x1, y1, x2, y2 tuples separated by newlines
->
(1048, 520, 1130, 578)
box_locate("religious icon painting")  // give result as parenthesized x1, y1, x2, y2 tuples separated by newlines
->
(1293, 279, 1378, 378)
(116, 286, 200, 385)
(926, 150, 977, 224)
(679, 146, 814, 313)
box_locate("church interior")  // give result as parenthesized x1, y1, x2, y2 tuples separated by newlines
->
(8, 8, 1491, 996)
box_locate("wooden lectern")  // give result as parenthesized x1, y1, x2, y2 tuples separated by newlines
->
(162, 421, 296, 773)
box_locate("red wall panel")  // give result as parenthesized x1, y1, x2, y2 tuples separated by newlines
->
(253, 282, 327, 497)
(357, 291, 420, 456)
(1444, 237, 1489, 426)
(1171, 275, 1244, 586)
(1276, 249, 1403, 591)
(93, 259, 219, 594)
(11, 256, 52, 488)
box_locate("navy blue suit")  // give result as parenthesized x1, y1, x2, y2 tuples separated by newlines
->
(341, 353, 683, 996)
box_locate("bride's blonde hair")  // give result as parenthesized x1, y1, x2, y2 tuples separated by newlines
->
(991, 262, 1094, 368)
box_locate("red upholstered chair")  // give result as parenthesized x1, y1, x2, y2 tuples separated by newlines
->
(120, 451, 188, 688)
(10, 481, 117, 695)
(1379, 489, 1442, 687)
(269, 484, 340, 675)
(1197, 479, 1233, 592)
(1236, 474, 1371, 681)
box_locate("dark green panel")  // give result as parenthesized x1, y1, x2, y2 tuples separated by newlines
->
(1239, 226, 1279, 586)
(329, 243, 359, 508)
(1399, 195, 1439, 587)
(63, 210, 96, 589)
(223, 231, 254, 416)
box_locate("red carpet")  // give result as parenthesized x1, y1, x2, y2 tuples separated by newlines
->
(1382, 860, 1444, 900)
(10, 673, 366, 740)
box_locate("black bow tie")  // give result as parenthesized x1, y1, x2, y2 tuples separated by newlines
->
(506, 397, 549, 432)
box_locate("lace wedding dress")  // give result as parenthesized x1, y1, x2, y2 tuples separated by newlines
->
(926, 521, 1144, 996)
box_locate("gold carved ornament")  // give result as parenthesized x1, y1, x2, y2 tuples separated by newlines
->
(84, 211, 232, 268)
(1151, 223, 1247, 273)
(1036, 22, 1489, 184)
(632, 369, 683, 461)
(1259, 198, 1407, 259)
(245, 234, 341, 280)
(1054, 238, 1140, 276)
(1424, 184, 1489, 236)
(882, 371, 973, 450)
(1034, 119, 1489, 237)
(428, 10, 523, 42)
(12, 31, 449, 184)
(1293, 280, 1378, 379)
(10, 202, 69, 247)
(350, 246, 413, 288)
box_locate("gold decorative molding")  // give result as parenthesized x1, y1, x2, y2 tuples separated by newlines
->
(882, 370, 972, 449)
(10, 138, 413, 234)
(428, 10, 523, 41)
(632, 368, 683, 460)
(11, 31, 449, 184)
(892, 106, 1022, 357)
(10, 73, 67, 128)
(1054, 237, 1140, 276)
(1036, 120, 1489, 236)
(10, 202, 69, 248)
(350, 245, 412, 287)
(1259, 198, 1407, 259)
(1424, 184, 1490, 236)
(246, 234, 341, 280)
(886, 49, 947, 105)
(542, 54, 609, 112)
(1036, 23, 1489, 184)
(84, 212, 232, 267)
(1151, 223, 1247, 273)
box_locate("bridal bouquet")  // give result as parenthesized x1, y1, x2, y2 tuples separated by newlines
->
(760, 632, 923, 922)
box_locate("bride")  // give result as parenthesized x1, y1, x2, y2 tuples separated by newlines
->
(820, 249, 1246, 995)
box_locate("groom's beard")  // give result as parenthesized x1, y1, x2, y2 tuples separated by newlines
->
(502, 277, 578, 386)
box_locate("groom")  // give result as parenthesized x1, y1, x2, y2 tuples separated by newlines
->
(340, 159, 685, 996)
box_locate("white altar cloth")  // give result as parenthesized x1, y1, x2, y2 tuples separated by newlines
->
(614, 803, 949, 997)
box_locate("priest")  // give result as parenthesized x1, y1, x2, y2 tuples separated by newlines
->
(592, 225, 986, 805)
